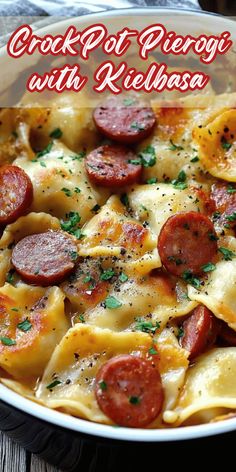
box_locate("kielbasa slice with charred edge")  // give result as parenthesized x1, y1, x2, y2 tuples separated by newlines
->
(12, 231, 78, 286)
(95, 354, 164, 427)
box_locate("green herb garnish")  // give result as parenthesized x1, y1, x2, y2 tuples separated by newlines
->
(91, 204, 100, 213)
(135, 319, 160, 334)
(172, 170, 187, 190)
(227, 184, 236, 194)
(100, 269, 115, 281)
(138, 145, 156, 167)
(226, 212, 236, 222)
(190, 156, 199, 163)
(129, 396, 140, 405)
(120, 193, 129, 208)
(168, 140, 184, 151)
(146, 177, 157, 184)
(182, 270, 201, 289)
(123, 98, 135, 106)
(218, 247, 236, 261)
(17, 318, 32, 332)
(69, 251, 78, 261)
(130, 121, 145, 131)
(178, 327, 184, 339)
(46, 380, 62, 390)
(119, 272, 128, 283)
(148, 346, 158, 355)
(36, 141, 53, 158)
(61, 188, 72, 197)
(99, 380, 107, 391)
(6, 270, 15, 285)
(0, 336, 16, 346)
(104, 296, 122, 309)
(221, 137, 232, 150)
(201, 262, 216, 273)
(49, 128, 63, 139)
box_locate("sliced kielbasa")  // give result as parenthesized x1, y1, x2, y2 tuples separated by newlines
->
(0, 165, 33, 225)
(180, 305, 219, 359)
(12, 230, 78, 286)
(157, 211, 218, 277)
(95, 354, 164, 427)
(85, 144, 142, 187)
(211, 182, 236, 227)
(93, 97, 156, 144)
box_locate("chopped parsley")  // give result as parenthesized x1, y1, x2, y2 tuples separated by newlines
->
(73, 228, 85, 240)
(212, 211, 221, 221)
(130, 121, 145, 131)
(61, 188, 72, 197)
(40, 161, 46, 167)
(119, 272, 128, 283)
(61, 211, 81, 233)
(74, 187, 81, 194)
(208, 232, 218, 241)
(168, 139, 184, 151)
(79, 314, 85, 323)
(221, 137, 232, 150)
(190, 156, 199, 163)
(0, 336, 16, 346)
(182, 270, 201, 289)
(218, 247, 236, 261)
(123, 98, 135, 106)
(49, 128, 63, 139)
(99, 380, 107, 391)
(129, 396, 140, 405)
(120, 193, 129, 208)
(227, 184, 236, 194)
(36, 141, 53, 158)
(71, 151, 86, 161)
(148, 346, 158, 355)
(91, 204, 100, 213)
(17, 318, 32, 332)
(100, 269, 115, 281)
(178, 327, 184, 339)
(135, 319, 160, 334)
(6, 270, 15, 285)
(146, 177, 157, 184)
(226, 212, 236, 222)
(104, 296, 122, 309)
(201, 262, 216, 273)
(69, 251, 78, 261)
(128, 158, 141, 165)
(83, 275, 93, 283)
(46, 380, 62, 390)
(138, 145, 156, 167)
(172, 170, 187, 190)
(167, 255, 183, 266)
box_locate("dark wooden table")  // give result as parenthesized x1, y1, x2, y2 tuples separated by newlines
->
(1, 432, 61, 472)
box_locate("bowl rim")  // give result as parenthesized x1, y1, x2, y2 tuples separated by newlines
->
(1, 6, 236, 442)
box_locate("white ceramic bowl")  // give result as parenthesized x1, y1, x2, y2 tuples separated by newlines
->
(1, 7, 236, 443)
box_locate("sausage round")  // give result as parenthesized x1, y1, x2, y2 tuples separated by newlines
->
(93, 97, 156, 144)
(85, 144, 142, 187)
(157, 211, 218, 276)
(12, 230, 78, 286)
(95, 354, 164, 427)
(0, 165, 33, 225)
(180, 305, 219, 359)
(211, 182, 236, 227)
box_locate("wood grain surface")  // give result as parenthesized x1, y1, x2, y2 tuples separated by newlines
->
(0, 432, 61, 472)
